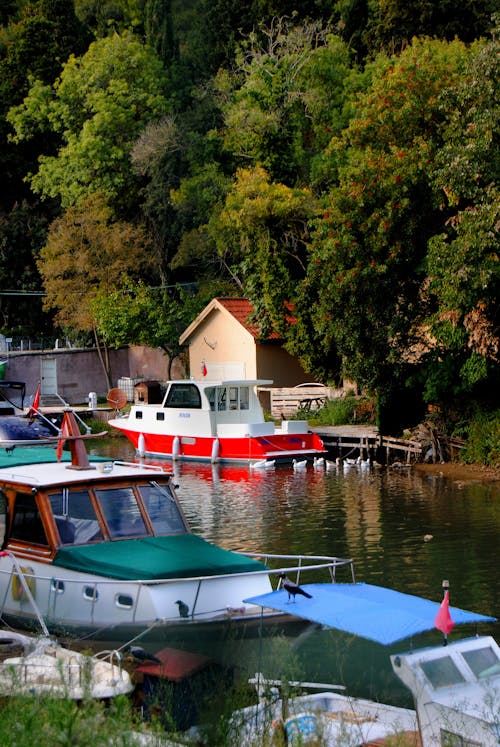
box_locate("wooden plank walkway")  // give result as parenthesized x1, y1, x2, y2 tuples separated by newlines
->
(311, 425, 424, 464)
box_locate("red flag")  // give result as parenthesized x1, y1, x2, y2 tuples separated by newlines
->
(28, 383, 41, 417)
(201, 361, 207, 377)
(56, 412, 71, 462)
(434, 590, 455, 635)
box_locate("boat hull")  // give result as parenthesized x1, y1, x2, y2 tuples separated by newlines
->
(111, 426, 325, 463)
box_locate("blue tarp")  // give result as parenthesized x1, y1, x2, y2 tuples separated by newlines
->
(244, 583, 496, 645)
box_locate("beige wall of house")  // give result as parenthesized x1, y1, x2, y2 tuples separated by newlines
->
(185, 311, 256, 380)
(181, 303, 312, 386)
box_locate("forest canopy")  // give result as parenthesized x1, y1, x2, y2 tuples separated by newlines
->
(0, 0, 498, 432)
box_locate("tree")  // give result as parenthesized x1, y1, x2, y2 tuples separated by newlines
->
(425, 29, 500, 407)
(299, 38, 472, 431)
(7, 32, 170, 215)
(37, 193, 153, 387)
(92, 280, 223, 378)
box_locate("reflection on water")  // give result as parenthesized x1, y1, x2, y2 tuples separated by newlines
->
(91, 439, 499, 705)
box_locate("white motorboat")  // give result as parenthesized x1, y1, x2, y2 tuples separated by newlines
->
(108, 378, 325, 464)
(0, 410, 353, 646)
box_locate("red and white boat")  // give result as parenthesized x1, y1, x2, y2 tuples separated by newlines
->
(109, 379, 325, 464)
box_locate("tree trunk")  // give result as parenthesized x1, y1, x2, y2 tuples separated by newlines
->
(93, 326, 112, 391)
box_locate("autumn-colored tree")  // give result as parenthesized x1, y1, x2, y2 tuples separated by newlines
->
(37, 194, 152, 387)
(425, 29, 500, 406)
(299, 38, 472, 431)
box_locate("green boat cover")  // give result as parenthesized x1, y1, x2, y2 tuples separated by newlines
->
(0, 445, 72, 468)
(53, 534, 267, 580)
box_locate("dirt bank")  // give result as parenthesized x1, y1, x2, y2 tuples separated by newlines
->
(414, 461, 500, 485)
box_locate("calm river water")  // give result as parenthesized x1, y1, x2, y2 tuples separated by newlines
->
(92, 438, 499, 706)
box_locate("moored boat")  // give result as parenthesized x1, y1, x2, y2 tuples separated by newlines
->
(0, 410, 353, 646)
(108, 379, 325, 464)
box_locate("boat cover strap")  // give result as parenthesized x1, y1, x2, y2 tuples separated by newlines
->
(53, 533, 267, 580)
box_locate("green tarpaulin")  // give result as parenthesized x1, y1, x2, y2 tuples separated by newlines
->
(54, 534, 267, 580)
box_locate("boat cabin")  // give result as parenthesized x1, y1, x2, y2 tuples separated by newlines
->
(0, 453, 189, 563)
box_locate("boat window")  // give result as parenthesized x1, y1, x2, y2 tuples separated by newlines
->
(217, 387, 227, 411)
(156, 412, 165, 421)
(49, 489, 103, 545)
(240, 387, 249, 410)
(165, 384, 201, 409)
(0, 490, 7, 548)
(462, 646, 500, 679)
(206, 387, 215, 410)
(135, 411, 143, 419)
(229, 387, 238, 410)
(95, 487, 148, 539)
(10, 493, 48, 546)
(138, 482, 187, 535)
(420, 655, 466, 688)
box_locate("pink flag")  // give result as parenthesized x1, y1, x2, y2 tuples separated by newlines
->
(435, 590, 455, 635)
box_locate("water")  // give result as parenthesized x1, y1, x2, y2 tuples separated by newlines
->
(91, 438, 499, 706)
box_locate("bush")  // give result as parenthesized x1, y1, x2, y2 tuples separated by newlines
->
(462, 410, 500, 467)
(305, 395, 375, 426)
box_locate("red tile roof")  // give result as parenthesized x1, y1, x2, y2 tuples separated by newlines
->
(216, 298, 282, 340)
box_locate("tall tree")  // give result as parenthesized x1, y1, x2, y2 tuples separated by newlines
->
(298, 38, 472, 431)
(425, 30, 500, 408)
(7, 31, 170, 215)
(37, 193, 153, 387)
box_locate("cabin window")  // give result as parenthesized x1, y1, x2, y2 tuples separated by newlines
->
(83, 586, 98, 601)
(217, 387, 227, 411)
(51, 579, 65, 593)
(229, 387, 238, 410)
(462, 646, 500, 679)
(240, 387, 249, 410)
(96, 487, 148, 539)
(135, 410, 143, 419)
(206, 387, 215, 410)
(420, 655, 466, 688)
(10, 493, 48, 546)
(156, 412, 165, 421)
(0, 490, 8, 548)
(138, 482, 187, 535)
(115, 593, 134, 609)
(49, 489, 103, 545)
(165, 384, 201, 408)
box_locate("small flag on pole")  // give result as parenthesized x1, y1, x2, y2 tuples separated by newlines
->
(28, 383, 41, 417)
(434, 589, 455, 635)
(56, 412, 71, 462)
(201, 361, 207, 377)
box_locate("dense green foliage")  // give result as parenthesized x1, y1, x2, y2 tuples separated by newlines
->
(0, 1, 498, 445)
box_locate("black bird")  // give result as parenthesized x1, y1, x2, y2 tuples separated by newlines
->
(280, 574, 312, 602)
(123, 645, 161, 664)
(175, 599, 189, 618)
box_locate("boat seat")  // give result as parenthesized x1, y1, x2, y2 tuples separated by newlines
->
(55, 517, 76, 545)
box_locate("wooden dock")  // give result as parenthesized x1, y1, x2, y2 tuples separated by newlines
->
(312, 425, 424, 465)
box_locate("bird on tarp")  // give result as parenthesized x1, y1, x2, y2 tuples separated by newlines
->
(123, 645, 161, 664)
(175, 599, 189, 618)
(279, 574, 312, 602)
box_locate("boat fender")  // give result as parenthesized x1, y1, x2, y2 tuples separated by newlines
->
(11, 567, 35, 602)
(138, 433, 146, 457)
(211, 438, 220, 463)
(172, 435, 181, 460)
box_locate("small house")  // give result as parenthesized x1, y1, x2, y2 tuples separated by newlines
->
(178, 298, 311, 386)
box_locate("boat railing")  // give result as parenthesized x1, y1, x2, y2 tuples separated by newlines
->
(0, 553, 354, 625)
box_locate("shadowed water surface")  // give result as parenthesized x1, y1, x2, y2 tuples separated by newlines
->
(92, 439, 499, 705)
